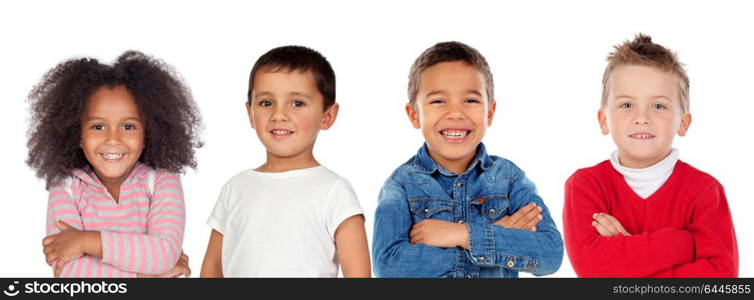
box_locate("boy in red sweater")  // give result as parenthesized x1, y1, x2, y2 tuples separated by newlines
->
(563, 34, 738, 277)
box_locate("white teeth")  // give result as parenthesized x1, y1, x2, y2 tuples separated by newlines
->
(272, 129, 292, 135)
(631, 134, 653, 139)
(102, 153, 123, 159)
(441, 130, 469, 139)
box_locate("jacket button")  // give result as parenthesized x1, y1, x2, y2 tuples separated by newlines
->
(478, 256, 485, 262)
(423, 208, 429, 213)
(488, 209, 496, 215)
(466, 274, 472, 278)
(457, 220, 465, 224)
(507, 259, 515, 268)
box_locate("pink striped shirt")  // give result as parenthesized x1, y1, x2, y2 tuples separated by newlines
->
(45, 162, 185, 277)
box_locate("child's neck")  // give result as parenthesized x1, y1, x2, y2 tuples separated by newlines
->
(95, 174, 127, 202)
(92, 165, 135, 203)
(427, 150, 475, 175)
(257, 151, 320, 173)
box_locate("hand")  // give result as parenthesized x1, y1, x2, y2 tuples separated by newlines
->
(410, 219, 468, 249)
(592, 212, 632, 237)
(155, 252, 191, 278)
(493, 202, 542, 232)
(42, 221, 86, 277)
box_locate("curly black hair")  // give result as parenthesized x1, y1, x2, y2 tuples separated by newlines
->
(26, 50, 203, 189)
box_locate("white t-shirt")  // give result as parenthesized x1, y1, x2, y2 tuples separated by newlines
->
(207, 166, 364, 277)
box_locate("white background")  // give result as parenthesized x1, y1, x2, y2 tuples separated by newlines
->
(1, 0, 752, 277)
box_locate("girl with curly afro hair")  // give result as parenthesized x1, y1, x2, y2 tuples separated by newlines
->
(29, 51, 202, 277)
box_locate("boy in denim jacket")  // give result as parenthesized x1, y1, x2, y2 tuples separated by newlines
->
(373, 41, 563, 277)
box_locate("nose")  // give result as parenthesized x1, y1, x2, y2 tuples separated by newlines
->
(104, 127, 120, 144)
(270, 103, 289, 122)
(632, 106, 650, 125)
(446, 101, 466, 120)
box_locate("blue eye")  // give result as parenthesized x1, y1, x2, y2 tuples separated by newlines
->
(259, 100, 272, 107)
(653, 103, 667, 110)
(292, 100, 305, 107)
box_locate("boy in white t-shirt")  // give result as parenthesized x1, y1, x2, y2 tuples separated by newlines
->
(200, 46, 371, 277)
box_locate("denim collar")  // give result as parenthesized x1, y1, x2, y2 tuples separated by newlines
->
(413, 142, 492, 176)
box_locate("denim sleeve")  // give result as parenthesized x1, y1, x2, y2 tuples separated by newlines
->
(372, 179, 457, 277)
(465, 173, 564, 276)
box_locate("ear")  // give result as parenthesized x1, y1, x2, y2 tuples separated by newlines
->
(245, 101, 255, 129)
(598, 109, 609, 135)
(405, 103, 421, 129)
(677, 112, 692, 136)
(487, 100, 497, 127)
(321, 103, 339, 130)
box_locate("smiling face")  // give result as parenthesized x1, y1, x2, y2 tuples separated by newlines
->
(406, 61, 496, 174)
(80, 85, 145, 186)
(247, 69, 338, 170)
(599, 65, 691, 168)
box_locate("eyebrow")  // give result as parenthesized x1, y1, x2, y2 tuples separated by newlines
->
(614, 95, 672, 101)
(425, 89, 483, 98)
(84, 117, 141, 122)
(253, 91, 312, 99)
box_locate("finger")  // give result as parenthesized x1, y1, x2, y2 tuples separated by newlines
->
(409, 226, 419, 239)
(530, 226, 537, 232)
(181, 252, 188, 261)
(521, 213, 543, 231)
(55, 260, 67, 275)
(512, 203, 537, 220)
(519, 205, 542, 228)
(184, 267, 192, 278)
(602, 215, 631, 236)
(593, 213, 619, 235)
(42, 235, 56, 246)
(592, 221, 613, 236)
(46, 253, 58, 266)
(56, 220, 73, 231)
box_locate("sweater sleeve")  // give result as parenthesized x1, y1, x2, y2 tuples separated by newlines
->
(99, 170, 185, 275)
(563, 171, 694, 277)
(46, 180, 136, 278)
(665, 183, 738, 277)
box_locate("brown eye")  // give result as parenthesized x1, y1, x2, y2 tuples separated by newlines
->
(259, 100, 272, 107)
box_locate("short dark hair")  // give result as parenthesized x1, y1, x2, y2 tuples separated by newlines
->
(408, 41, 494, 105)
(247, 45, 336, 110)
(26, 51, 203, 189)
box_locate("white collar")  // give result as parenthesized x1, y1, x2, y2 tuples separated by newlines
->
(609, 149, 679, 199)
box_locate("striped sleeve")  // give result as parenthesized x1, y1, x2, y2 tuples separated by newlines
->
(99, 170, 185, 274)
(46, 180, 136, 278)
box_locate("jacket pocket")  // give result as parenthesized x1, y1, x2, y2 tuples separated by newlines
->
(470, 194, 509, 222)
(408, 198, 453, 222)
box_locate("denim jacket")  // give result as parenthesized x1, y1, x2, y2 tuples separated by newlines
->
(373, 143, 563, 278)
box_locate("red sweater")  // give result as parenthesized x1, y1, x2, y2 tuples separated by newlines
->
(563, 160, 738, 277)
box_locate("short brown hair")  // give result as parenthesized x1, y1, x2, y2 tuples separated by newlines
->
(247, 45, 336, 110)
(602, 33, 690, 113)
(408, 41, 494, 105)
